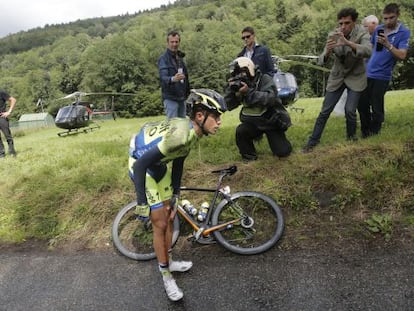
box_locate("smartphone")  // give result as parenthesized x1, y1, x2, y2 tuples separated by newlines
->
(376, 29, 384, 51)
(328, 32, 339, 42)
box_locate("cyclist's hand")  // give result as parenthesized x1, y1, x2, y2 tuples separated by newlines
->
(169, 194, 179, 220)
(135, 204, 150, 221)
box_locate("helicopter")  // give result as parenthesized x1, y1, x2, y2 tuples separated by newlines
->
(54, 91, 133, 137)
(272, 55, 330, 112)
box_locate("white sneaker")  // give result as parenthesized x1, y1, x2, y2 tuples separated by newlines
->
(163, 278, 183, 301)
(169, 260, 193, 272)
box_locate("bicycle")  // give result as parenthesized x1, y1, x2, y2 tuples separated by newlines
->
(112, 165, 284, 260)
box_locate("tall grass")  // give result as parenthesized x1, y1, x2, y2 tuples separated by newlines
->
(1, 90, 413, 248)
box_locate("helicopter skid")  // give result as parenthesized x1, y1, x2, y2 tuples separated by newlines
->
(289, 106, 305, 113)
(57, 124, 100, 137)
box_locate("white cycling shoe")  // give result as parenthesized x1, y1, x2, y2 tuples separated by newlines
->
(163, 278, 184, 301)
(169, 260, 193, 272)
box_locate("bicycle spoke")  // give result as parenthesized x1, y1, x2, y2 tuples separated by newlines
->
(117, 209, 155, 255)
(213, 192, 284, 255)
(112, 201, 181, 261)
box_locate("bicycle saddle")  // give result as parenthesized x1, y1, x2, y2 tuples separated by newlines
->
(211, 165, 237, 176)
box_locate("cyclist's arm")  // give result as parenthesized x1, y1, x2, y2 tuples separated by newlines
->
(171, 156, 186, 196)
(132, 146, 164, 205)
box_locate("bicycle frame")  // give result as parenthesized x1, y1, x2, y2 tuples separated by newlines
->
(178, 169, 243, 239)
(112, 164, 285, 260)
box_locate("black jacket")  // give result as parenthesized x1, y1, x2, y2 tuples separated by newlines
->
(224, 71, 291, 131)
(158, 49, 190, 101)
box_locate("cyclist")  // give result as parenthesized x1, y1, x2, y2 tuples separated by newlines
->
(128, 88, 227, 301)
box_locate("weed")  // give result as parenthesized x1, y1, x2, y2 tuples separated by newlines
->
(365, 213, 393, 241)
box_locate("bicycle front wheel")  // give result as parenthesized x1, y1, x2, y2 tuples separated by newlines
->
(211, 191, 284, 255)
(112, 201, 180, 261)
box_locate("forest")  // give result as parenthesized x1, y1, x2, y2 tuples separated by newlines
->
(0, 0, 413, 119)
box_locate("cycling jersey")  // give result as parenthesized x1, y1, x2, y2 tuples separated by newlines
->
(129, 118, 199, 208)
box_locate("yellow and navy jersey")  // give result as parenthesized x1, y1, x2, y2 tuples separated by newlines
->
(128, 117, 198, 176)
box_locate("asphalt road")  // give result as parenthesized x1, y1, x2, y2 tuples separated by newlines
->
(1, 242, 413, 311)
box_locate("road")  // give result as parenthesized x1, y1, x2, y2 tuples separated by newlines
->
(1, 242, 413, 311)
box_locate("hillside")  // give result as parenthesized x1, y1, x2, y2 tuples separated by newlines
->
(0, 90, 413, 251)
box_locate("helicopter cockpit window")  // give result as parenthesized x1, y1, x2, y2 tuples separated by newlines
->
(273, 73, 298, 89)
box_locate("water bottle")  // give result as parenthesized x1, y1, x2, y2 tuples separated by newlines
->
(219, 186, 231, 195)
(181, 199, 197, 216)
(197, 202, 210, 222)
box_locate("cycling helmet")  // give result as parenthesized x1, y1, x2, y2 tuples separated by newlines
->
(229, 57, 256, 78)
(186, 88, 227, 116)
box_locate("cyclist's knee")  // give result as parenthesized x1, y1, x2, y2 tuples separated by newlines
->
(151, 208, 169, 232)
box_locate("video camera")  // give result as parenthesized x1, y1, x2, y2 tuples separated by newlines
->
(228, 75, 250, 92)
(229, 78, 244, 92)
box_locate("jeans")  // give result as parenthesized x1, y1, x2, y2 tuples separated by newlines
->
(163, 99, 186, 118)
(358, 78, 389, 136)
(307, 84, 361, 145)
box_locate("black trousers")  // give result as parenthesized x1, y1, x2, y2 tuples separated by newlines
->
(0, 117, 15, 155)
(358, 78, 389, 136)
(236, 122, 292, 158)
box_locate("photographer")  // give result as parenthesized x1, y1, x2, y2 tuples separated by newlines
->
(224, 57, 292, 162)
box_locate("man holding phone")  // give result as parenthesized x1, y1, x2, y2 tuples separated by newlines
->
(302, 7, 372, 152)
(358, 3, 411, 138)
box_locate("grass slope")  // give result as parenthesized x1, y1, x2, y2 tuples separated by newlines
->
(1, 90, 413, 250)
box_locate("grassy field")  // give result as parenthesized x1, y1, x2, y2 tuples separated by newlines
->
(1, 89, 413, 250)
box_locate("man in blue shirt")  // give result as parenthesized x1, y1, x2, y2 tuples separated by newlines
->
(237, 26, 275, 76)
(358, 3, 411, 137)
(158, 31, 191, 118)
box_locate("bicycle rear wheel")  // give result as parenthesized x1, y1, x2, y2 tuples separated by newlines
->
(211, 191, 284, 255)
(112, 201, 180, 261)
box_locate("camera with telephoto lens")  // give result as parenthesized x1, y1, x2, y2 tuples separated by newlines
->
(229, 78, 244, 92)
(229, 74, 250, 92)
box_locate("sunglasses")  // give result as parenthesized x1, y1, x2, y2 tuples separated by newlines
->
(241, 34, 251, 40)
(383, 15, 397, 21)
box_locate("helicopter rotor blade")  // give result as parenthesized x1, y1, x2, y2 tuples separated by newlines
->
(57, 91, 85, 100)
(57, 91, 136, 101)
(285, 54, 319, 59)
(82, 92, 136, 97)
(279, 59, 331, 72)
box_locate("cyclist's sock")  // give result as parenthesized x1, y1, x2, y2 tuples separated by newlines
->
(159, 262, 172, 279)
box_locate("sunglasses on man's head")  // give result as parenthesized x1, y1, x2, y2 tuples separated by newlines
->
(241, 35, 251, 40)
